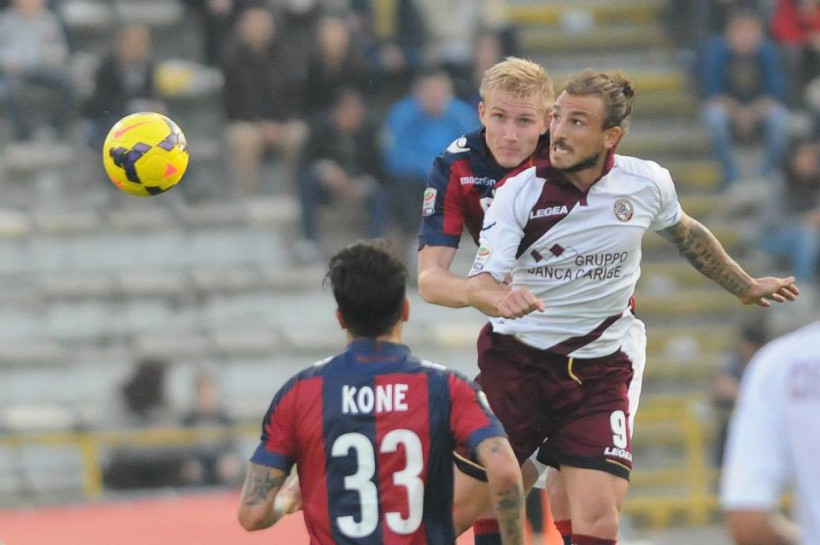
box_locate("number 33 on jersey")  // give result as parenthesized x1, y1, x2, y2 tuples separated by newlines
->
(249, 340, 506, 545)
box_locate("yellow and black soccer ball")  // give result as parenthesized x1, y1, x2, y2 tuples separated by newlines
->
(102, 112, 189, 197)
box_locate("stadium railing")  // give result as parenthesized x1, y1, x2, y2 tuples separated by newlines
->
(0, 424, 258, 499)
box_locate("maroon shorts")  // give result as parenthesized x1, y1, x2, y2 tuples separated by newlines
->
(476, 323, 636, 479)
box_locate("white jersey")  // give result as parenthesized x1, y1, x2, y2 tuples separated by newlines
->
(720, 321, 820, 544)
(468, 154, 682, 358)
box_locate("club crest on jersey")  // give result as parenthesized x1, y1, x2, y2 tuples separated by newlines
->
(471, 245, 492, 272)
(613, 198, 634, 222)
(422, 188, 437, 216)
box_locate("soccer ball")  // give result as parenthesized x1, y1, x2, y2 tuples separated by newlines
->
(102, 112, 189, 197)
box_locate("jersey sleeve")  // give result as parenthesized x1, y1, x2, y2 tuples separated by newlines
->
(419, 151, 466, 249)
(719, 346, 790, 510)
(648, 164, 683, 231)
(468, 167, 535, 281)
(447, 372, 507, 452)
(250, 378, 300, 473)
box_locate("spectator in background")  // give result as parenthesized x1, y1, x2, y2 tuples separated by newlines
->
(526, 488, 548, 545)
(699, 9, 790, 186)
(460, 32, 505, 110)
(179, 371, 243, 488)
(222, 6, 308, 196)
(770, 0, 820, 108)
(103, 358, 184, 490)
(0, 0, 75, 141)
(302, 14, 366, 116)
(712, 320, 768, 467)
(350, 0, 426, 116)
(82, 23, 163, 150)
(382, 68, 477, 253)
(295, 87, 388, 264)
(264, 0, 324, 71)
(414, 0, 514, 87)
(182, 0, 248, 67)
(759, 137, 820, 284)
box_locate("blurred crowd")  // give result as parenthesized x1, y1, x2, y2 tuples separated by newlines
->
(666, 0, 820, 289)
(0, 0, 818, 279)
(0, 0, 518, 266)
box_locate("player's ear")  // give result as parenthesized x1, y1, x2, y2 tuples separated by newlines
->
(401, 298, 410, 322)
(336, 309, 347, 330)
(478, 101, 487, 127)
(541, 107, 552, 135)
(604, 125, 623, 150)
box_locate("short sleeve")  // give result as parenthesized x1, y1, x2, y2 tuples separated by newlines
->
(419, 153, 465, 249)
(648, 164, 682, 232)
(250, 381, 300, 473)
(448, 373, 507, 452)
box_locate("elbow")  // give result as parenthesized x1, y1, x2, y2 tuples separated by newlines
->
(723, 510, 775, 545)
(238, 508, 269, 532)
(485, 456, 524, 493)
(417, 273, 436, 303)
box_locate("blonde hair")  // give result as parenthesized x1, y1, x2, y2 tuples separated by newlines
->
(479, 57, 554, 113)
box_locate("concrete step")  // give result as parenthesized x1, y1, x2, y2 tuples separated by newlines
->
(552, 69, 687, 94)
(643, 353, 720, 382)
(646, 324, 734, 360)
(619, 125, 711, 157)
(631, 92, 698, 120)
(678, 193, 722, 220)
(639, 259, 761, 291)
(507, 0, 667, 27)
(521, 22, 672, 54)
(665, 159, 722, 191)
(633, 287, 739, 319)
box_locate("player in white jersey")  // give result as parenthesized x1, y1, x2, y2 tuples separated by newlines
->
(721, 320, 820, 545)
(465, 70, 800, 545)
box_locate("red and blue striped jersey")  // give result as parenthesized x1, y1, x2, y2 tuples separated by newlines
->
(251, 339, 506, 545)
(419, 128, 551, 249)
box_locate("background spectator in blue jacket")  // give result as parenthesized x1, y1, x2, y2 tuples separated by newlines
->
(382, 67, 477, 250)
(699, 9, 790, 186)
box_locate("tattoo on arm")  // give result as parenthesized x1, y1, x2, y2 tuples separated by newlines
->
(660, 216, 752, 297)
(480, 437, 525, 545)
(242, 466, 286, 506)
(495, 484, 525, 545)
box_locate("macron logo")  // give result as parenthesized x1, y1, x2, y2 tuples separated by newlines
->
(530, 205, 568, 220)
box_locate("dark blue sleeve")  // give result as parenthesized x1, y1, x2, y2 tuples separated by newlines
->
(759, 41, 786, 100)
(419, 153, 463, 249)
(700, 38, 728, 98)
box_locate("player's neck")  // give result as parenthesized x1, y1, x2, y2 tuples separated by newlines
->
(563, 159, 607, 193)
(347, 324, 404, 346)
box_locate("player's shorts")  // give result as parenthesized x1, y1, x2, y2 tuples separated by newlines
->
(474, 320, 646, 480)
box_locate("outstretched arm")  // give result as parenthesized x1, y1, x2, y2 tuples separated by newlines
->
(659, 212, 799, 307)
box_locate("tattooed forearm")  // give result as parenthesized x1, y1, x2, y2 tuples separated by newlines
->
(242, 466, 286, 506)
(478, 437, 526, 545)
(494, 483, 525, 545)
(661, 215, 752, 297)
